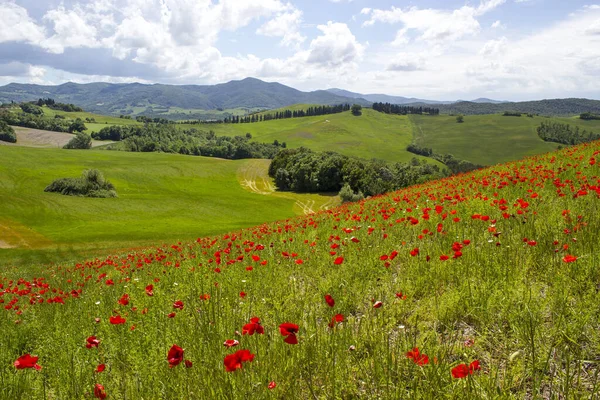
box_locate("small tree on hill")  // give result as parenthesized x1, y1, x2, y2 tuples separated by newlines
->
(456, 115, 464, 123)
(351, 104, 362, 116)
(64, 132, 92, 149)
(69, 118, 86, 133)
(0, 120, 16, 143)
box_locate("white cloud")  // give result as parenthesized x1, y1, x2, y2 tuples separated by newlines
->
(391, 28, 410, 46)
(257, 9, 306, 46)
(306, 22, 365, 68)
(0, 2, 46, 45)
(386, 53, 425, 71)
(586, 19, 600, 35)
(480, 37, 508, 56)
(491, 20, 506, 29)
(41, 6, 102, 53)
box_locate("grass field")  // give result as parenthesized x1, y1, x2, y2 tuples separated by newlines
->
(0, 146, 325, 266)
(1, 140, 599, 398)
(180, 109, 436, 164)
(409, 114, 600, 166)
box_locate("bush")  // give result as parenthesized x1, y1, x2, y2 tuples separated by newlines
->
(0, 120, 16, 143)
(44, 169, 117, 198)
(456, 115, 464, 123)
(351, 104, 362, 116)
(339, 184, 364, 203)
(63, 132, 92, 149)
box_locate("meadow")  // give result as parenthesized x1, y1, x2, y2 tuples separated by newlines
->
(409, 114, 600, 166)
(0, 146, 329, 266)
(1, 139, 599, 398)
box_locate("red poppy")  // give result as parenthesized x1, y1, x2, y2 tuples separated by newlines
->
(94, 383, 107, 399)
(199, 294, 210, 300)
(373, 301, 383, 308)
(224, 349, 255, 372)
(333, 257, 344, 265)
(242, 317, 265, 335)
(118, 293, 129, 306)
(95, 364, 106, 373)
(239, 291, 247, 298)
(279, 322, 299, 344)
(328, 313, 344, 328)
(410, 248, 419, 257)
(440, 254, 449, 261)
(395, 292, 407, 300)
(268, 381, 277, 389)
(145, 284, 154, 296)
(406, 347, 429, 366)
(167, 312, 176, 318)
(109, 315, 126, 325)
(324, 294, 335, 307)
(563, 254, 577, 263)
(173, 300, 184, 310)
(469, 360, 481, 372)
(14, 354, 41, 370)
(86, 336, 100, 349)
(167, 344, 184, 368)
(451, 363, 469, 379)
(295, 259, 304, 264)
(185, 359, 193, 368)
(223, 339, 239, 348)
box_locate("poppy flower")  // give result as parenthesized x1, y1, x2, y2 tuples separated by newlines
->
(185, 360, 193, 368)
(86, 336, 100, 349)
(145, 284, 154, 296)
(328, 314, 344, 328)
(451, 360, 481, 378)
(279, 322, 299, 344)
(95, 364, 106, 373)
(224, 349, 255, 372)
(109, 315, 126, 325)
(324, 294, 335, 307)
(94, 383, 107, 399)
(410, 248, 419, 257)
(268, 381, 277, 389)
(14, 354, 41, 370)
(223, 339, 239, 348)
(373, 301, 383, 308)
(118, 294, 129, 306)
(239, 291, 247, 298)
(333, 257, 344, 265)
(242, 317, 265, 335)
(167, 312, 176, 318)
(173, 300, 184, 310)
(295, 259, 303, 264)
(167, 344, 184, 368)
(406, 347, 429, 366)
(562, 254, 577, 263)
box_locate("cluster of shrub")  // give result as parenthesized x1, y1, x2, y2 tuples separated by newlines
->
(580, 112, 600, 121)
(268, 147, 444, 197)
(372, 102, 440, 115)
(0, 108, 86, 133)
(0, 120, 16, 143)
(34, 98, 83, 112)
(406, 144, 484, 174)
(93, 124, 285, 159)
(501, 111, 534, 117)
(45, 169, 117, 198)
(135, 116, 174, 124)
(537, 121, 600, 145)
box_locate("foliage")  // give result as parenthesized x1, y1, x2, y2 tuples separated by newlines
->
(351, 104, 362, 116)
(406, 144, 482, 174)
(580, 112, 600, 120)
(502, 111, 522, 117)
(0, 108, 72, 132)
(536, 121, 600, 145)
(95, 124, 283, 159)
(63, 132, 92, 149)
(20, 103, 44, 115)
(68, 118, 87, 133)
(338, 183, 364, 203)
(44, 169, 117, 198)
(428, 98, 600, 116)
(0, 120, 16, 143)
(373, 102, 439, 115)
(456, 115, 464, 123)
(268, 147, 443, 195)
(36, 98, 83, 112)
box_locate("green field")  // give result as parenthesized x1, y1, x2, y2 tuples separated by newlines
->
(181, 109, 435, 164)
(0, 146, 339, 266)
(409, 114, 600, 166)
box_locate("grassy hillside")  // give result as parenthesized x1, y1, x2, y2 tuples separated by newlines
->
(182, 109, 437, 164)
(1, 140, 599, 398)
(0, 146, 327, 266)
(409, 114, 600, 166)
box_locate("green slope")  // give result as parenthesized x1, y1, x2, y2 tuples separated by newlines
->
(408, 114, 600, 166)
(0, 146, 302, 265)
(181, 109, 437, 164)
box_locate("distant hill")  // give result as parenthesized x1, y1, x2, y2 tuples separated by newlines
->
(410, 99, 600, 116)
(0, 78, 371, 117)
(326, 88, 451, 105)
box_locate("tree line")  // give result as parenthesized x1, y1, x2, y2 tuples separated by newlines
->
(372, 102, 440, 115)
(580, 112, 600, 121)
(406, 144, 484, 174)
(35, 98, 83, 112)
(268, 147, 444, 196)
(93, 124, 285, 159)
(0, 108, 86, 133)
(536, 121, 600, 145)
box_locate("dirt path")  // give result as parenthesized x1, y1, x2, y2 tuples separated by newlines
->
(0, 126, 110, 148)
(237, 159, 340, 216)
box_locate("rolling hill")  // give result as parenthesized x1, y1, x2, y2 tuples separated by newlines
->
(0, 78, 371, 117)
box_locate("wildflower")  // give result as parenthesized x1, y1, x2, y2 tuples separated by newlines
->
(95, 364, 106, 373)
(279, 322, 299, 344)
(173, 300, 184, 310)
(328, 314, 344, 328)
(242, 317, 264, 335)
(86, 336, 100, 349)
(185, 360, 193, 368)
(334, 257, 344, 265)
(118, 294, 129, 306)
(14, 354, 41, 370)
(94, 384, 107, 399)
(224, 349, 255, 372)
(145, 284, 154, 296)
(563, 254, 577, 263)
(324, 294, 335, 307)
(268, 381, 277, 389)
(452, 360, 481, 378)
(373, 301, 383, 308)
(406, 347, 429, 366)
(167, 344, 184, 368)
(109, 315, 126, 325)
(223, 339, 239, 348)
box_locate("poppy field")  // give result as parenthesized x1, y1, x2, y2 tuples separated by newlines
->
(1, 141, 600, 399)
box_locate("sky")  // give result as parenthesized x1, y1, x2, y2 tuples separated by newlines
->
(0, 0, 599, 101)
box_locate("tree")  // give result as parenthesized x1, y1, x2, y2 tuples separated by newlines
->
(351, 104, 362, 116)
(63, 132, 92, 149)
(0, 120, 16, 143)
(69, 118, 86, 133)
(456, 115, 464, 123)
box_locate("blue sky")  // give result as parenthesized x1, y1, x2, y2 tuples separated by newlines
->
(0, 0, 599, 101)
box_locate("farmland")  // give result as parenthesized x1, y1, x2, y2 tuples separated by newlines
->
(1, 140, 599, 398)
